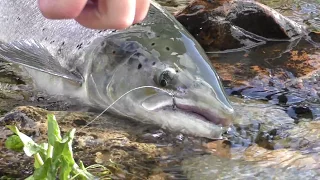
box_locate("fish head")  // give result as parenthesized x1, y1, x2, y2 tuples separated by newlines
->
(86, 27, 235, 139)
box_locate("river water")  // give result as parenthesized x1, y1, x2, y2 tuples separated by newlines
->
(0, 0, 319, 179)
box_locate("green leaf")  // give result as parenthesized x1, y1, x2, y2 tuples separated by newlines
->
(59, 155, 73, 180)
(34, 155, 42, 169)
(47, 114, 62, 145)
(78, 161, 97, 179)
(61, 128, 76, 163)
(52, 128, 76, 163)
(79, 161, 86, 170)
(52, 128, 77, 179)
(6, 114, 99, 180)
(5, 135, 24, 152)
(6, 125, 43, 156)
(71, 163, 97, 180)
(33, 158, 55, 180)
(33, 143, 49, 169)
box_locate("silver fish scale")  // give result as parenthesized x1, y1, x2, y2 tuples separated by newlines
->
(0, 0, 116, 68)
(0, 0, 177, 68)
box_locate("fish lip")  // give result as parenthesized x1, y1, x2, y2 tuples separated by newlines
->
(173, 103, 230, 126)
(141, 94, 231, 126)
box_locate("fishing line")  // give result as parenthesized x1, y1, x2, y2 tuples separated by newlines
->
(79, 86, 174, 131)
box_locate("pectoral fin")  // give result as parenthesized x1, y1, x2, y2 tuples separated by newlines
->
(0, 39, 84, 84)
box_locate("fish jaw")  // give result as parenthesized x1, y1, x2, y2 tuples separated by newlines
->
(174, 101, 233, 127)
(140, 85, 235, 139)
(174, 78, 235, 127)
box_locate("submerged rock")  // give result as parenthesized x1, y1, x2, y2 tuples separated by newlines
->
(182, 145, 320, 180)
(175, 0, 307, 52)
(273, 121, 320, 153)
(174, 0, 320, 122)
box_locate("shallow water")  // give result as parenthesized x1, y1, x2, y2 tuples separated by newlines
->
(0, 0, 320, 179)
(175, 0, 320, 179)
(258, 0, 320, 31)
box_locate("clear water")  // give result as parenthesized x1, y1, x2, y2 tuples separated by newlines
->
(175, 0, 320, 179)
(0, 0, 319, 179)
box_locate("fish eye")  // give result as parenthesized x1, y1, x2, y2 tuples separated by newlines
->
(157, 68, 177, 87)
(160, 78, 168, 87)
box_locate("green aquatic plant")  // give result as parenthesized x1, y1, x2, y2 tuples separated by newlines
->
(5, 114, 98, 180)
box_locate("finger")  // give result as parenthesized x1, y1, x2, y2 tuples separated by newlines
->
(75, 0, 136, 29)
(133, 0, 150, 24)
(38, 0, 87, 19)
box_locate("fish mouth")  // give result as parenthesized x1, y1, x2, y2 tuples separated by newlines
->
(142, 94, 231, 127)
(173, 103, 230, 126)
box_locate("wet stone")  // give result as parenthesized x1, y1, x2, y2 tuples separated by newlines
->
(0, 111, 35, 127)
(0, 106, 212, 179)
(174, 0, 306, 52)
(156, 0, 193, 13)
(72, 119, 87, 126)
(243, 145, 320, 170)
(272, 121, 320, 153)
(181, 151, 320, 180)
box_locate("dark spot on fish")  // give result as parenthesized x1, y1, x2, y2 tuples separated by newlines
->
(98, 30, 109, 33)
(149, 11, 155, 15)
(50, 40, 55, 44)
(157, 35, 161, 38)
(17, 17, 20, 20)
(42, 28, 46, 31)
(176, 69, 178, 73)
(61, 42, 65, 46)
(152, 62, 156, 66)
(76, 43, 83, 50)
(137, 63, 142, 69)
(101, 42, 105, 46)
(151, 42, 155, 46)
(45, 37, 48, 40)
(166, 47, 170, 51)
(112, 50, 116, 54)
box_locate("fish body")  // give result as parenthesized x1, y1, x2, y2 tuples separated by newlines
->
(0, 0, 235, 139)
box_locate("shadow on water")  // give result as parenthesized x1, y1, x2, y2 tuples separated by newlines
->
(212, 38, 320, 120)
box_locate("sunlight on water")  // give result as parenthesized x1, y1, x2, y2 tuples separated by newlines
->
(182, 154, 320, 180)
(258, 0, 320, 31)
(0, 0, 319, 179)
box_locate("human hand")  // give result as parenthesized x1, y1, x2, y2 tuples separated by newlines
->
(38, 0, 150, 29)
